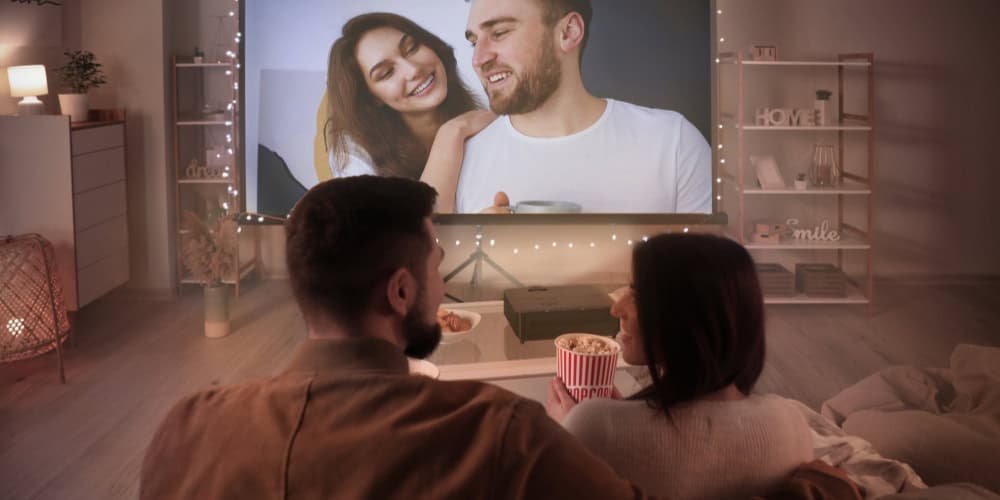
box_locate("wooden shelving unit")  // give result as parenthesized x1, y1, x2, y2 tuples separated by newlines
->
(718, 52, 875, 307)
(171, 56, 258, 297)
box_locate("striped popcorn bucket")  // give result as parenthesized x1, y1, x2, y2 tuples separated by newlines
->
(554, 333, 620, 402)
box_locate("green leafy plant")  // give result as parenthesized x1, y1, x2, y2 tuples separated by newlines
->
(55, 50, 107, 94)
(180, 211, 237, 286)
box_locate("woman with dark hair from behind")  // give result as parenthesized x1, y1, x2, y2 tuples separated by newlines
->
(326, 12, 493, 212)
(546, 233, 814, 499)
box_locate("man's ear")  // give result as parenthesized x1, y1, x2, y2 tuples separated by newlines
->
(385, 267, 417, 317)
(558, 12, 585, 54)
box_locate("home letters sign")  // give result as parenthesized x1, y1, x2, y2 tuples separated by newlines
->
(755, 107, 818, 127)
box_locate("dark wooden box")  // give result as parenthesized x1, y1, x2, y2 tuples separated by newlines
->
(756, 263, 795, 296)
(795, 263, 847, 297)
(503, 285, 618, 343)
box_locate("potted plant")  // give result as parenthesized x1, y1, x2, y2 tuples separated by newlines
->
(193, 47, 205, 64)
(55, 50, 107, 122)
(794, 173, 808, 190)
(814, 89, 833, 126)
(180, 211, 238, 338)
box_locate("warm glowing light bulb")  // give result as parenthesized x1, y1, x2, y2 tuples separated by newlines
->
(257, 216, 264, 223)
(489, 239, 495, 247)
(513, 248, 519, 254)
(627, 240, 634, 246)
(534, 244, 540, 250)
(6, 318, 25, 337)
(568, 243, 574, 248)
(683, 227, 690, 233)
(590, 242, 596, 248)
(551, 242, 557, 247)
(455, 240, 461, 246)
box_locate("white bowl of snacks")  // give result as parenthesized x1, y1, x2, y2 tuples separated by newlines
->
(436, 308, 482, 344)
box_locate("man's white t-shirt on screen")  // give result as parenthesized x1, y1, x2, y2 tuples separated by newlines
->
(455, 99, 712, 214)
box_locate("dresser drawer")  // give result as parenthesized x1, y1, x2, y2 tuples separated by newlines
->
(72, 147, 125, 193)
(76, 214, 128, 269)
(77, 249, 129, 307)
(71, 123, 124, 156)
(73, 181, 127, 231)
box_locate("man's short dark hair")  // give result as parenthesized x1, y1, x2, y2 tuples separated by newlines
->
(536, 0, 592, 57)
(285, 176, 438, 328)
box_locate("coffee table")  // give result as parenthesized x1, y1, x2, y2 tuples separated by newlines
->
(430, 301, 639, 391)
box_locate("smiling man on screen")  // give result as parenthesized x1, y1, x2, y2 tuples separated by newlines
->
(457, 0, 712, 214)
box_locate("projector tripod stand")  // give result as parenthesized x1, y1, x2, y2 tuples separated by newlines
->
(443, 226, 524, 290)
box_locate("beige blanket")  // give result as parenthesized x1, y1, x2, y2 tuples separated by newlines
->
(819, 344, 1000, 494)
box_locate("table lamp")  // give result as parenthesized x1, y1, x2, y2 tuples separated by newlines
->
(7, 65, 48, 116)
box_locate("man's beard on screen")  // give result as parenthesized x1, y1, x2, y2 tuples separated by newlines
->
(402, 293, 442, 359)
(486, 39, 562, 115)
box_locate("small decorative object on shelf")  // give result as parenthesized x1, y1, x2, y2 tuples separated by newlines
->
(756, 263, 795, 296)
(751, 154, 786, 189)
(814, 90, 832, 126)
(0, 234, 71, 383)
(785, 218, 841, 241)
(751, 220, 790, 244)
(193, 47, 205, 64)
(184, 159, 227, 180)
(795, 263, 847, 297)
(55, 50, 107, 122)
(754, 107, 816, 127)
(750, 44, 777, 61)
(809, 144, 840, 186)
(794, 173, 808, 190)
(180, 212, 238, 338)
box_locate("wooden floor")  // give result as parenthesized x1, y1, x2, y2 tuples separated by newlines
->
(1, 279, 998, 500)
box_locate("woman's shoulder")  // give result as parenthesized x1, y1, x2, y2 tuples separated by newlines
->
(328, 137, 375, 178)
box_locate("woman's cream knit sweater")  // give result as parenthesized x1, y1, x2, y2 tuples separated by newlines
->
(563, 394, 814, 500)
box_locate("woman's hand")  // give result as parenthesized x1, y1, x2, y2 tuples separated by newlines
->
(445, 109, 497, 139)
(545, 377, 578, 423)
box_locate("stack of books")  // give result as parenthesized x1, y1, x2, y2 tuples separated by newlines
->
(795, 263, 847, 297)
(756, 263, 795, 296)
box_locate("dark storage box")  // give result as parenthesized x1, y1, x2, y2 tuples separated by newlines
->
(795, 263, 847, 297)
(503, 285, 618, 343)
(756, 263, 795, 297)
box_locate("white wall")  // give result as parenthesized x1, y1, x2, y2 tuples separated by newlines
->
(79, 0, 175, 293)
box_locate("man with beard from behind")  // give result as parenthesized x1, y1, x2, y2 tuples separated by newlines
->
(139, 176, 651, 499)
(456, 0, 712, 214)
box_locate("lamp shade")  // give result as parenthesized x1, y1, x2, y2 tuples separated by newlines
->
(7, 65, 49, 98)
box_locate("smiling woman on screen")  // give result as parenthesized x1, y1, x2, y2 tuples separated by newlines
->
(324, 12, 495, 213)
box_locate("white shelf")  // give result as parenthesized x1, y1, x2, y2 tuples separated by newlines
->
(740, 60, 872, 67)
(177, 120, 232, 126)
(741, 125, 872, 131)
(765, 284, 869, 305)
(178, 178, 233, 184)
(176, 62, 233, 68)
(728, 179, 871, 195)
(743, 234, 871, 250)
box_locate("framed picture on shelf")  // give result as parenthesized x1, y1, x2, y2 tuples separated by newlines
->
(751, 155, 786, 189)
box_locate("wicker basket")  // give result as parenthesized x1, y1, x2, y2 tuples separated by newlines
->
(0, 234, 71, 382)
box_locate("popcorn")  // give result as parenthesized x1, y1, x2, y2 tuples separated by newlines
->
(556, 336, 616, 354)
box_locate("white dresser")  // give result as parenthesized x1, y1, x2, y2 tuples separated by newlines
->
(0, 110, 129, 310)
